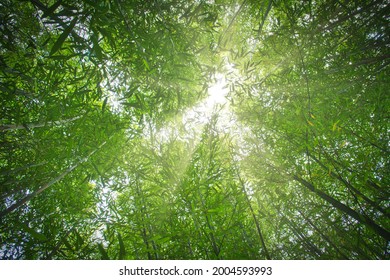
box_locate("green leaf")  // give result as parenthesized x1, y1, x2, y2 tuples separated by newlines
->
(49, 54, 78, 61)
(75, 230, 84, 250)
(332, 120, 340, 131)
(50, 17, 78, 56)
(97, 27, 116, 49)
(149, 235, 171, 245)
(121, 102, 141, 109)
(117, 233, 126, 259)
(143, 59, 150, 71)
(42, 0, 62, 18)
(20, 223, 47, 242)
(98, 243, 110, 260)
(63, 239, 73, 251)
(102, 97, 108, 114)
(206, 208, 220, 213)
(91, 32, 103, 60)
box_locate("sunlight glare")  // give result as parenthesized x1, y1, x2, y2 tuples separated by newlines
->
(151, 71, 242, 146)
(206, 73, 229, 109)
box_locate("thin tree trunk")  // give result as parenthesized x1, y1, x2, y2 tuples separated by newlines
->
(237, 172, 271, 260)
(218, 0, 248, 48)
(268, 198, 322, 258)
(45, 227, 74, 259)
(0, 161, 48, 201)
(135, 177, 156, 260)
(0, 161, 48, 176)
(196, 182, 220, 259)
(297, 209, 349, 259)
(0, 140, 108, 218)
(257, 0, 273, 38)
(321, 213, 382, 259)
(340, 124, 389, 154)
(0, 116, 82, 131)
(314, 0, 383, 34)
(293, 175, 390, 241)
(283, 216, 322, 258)
(204, 212, 220, 258)
(308, 151, 389, 218)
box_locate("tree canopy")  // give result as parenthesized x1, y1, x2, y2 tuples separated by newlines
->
(0, 0, 389, 259)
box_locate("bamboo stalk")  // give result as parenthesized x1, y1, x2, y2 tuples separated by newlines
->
(0, 140, 107, 219)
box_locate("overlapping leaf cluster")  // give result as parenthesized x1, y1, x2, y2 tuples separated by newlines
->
(0, 0, 388, 260)
(0, 0, 222, 259)
(230, 0, 389, 258)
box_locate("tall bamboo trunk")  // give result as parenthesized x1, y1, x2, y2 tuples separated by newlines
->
(0, 116, 82, 131)
(0, 140, 107, 219)
(293, 175, 390, 241)
(237, 172, 271, 260)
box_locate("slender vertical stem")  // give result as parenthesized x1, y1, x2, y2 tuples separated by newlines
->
(0, 140, 108, 219)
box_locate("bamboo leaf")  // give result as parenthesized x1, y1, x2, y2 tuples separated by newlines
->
(49, 54, 78, 60)
(143, 59, 150, 71)
(332, 120, 340, 131)
(97, 27, 116, 48)
(121, 102, 141, 109)
(64, 239, 73, 251)
(42, 0, 62, 18)
(98, 243, 110, 260)
(117, 233, 126, 259)
(20, 223, 47, 242)
(75, 230, 84, 250)
(91, 32, 103, 60)
(50, 17, 78, 55)
(102, 97, 108, 114)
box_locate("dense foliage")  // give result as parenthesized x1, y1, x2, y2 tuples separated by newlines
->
(0, 0, 388, 259)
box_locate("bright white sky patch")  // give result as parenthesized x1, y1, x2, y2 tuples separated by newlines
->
(145, 56, 250, 156)
(148, 72, 232, 144)
(178, 72, 233, 137)
(152, 73, 248, 155)
(206, 73, 229, 108)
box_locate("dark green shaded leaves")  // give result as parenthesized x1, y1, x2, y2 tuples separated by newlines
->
(75, 230, 84, 250)
(91, 31, 103, 60)
(117, 233, 126, 259)
(97, 27, 116, 49)
(102, 97, 108, 114)
(42, 0, 63, 18)
(98, 243, 110, 260)
(49, 17, 78, 55)
(20, 223, 48, 242)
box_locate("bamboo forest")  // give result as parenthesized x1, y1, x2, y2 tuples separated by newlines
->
(0, 0, 389, 260)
